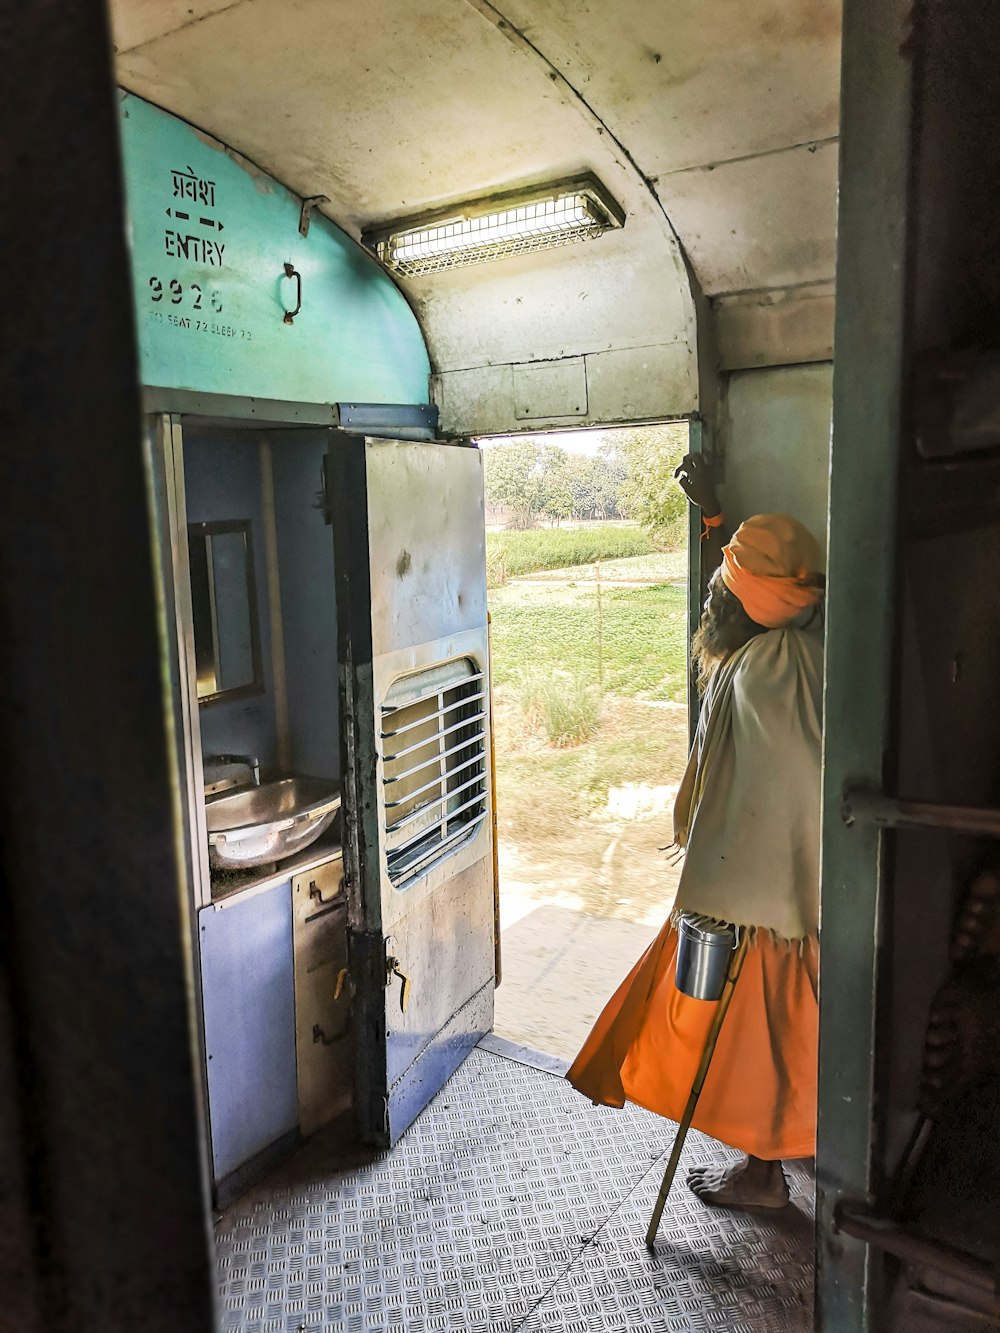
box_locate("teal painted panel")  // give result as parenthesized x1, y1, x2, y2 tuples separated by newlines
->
(118, 93, 430, 405)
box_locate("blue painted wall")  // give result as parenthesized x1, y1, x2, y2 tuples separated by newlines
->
(271, 434, 340, 780)
(184, 428, 278, 768)
(199, 884, 297, 1181)
(118, 92, 430, 406)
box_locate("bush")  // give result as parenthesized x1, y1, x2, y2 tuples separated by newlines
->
(516, 668, 603, 747)
(487, 524, 654, 580)
(615, 422, 691, 551)
(485, 544, 508, 588)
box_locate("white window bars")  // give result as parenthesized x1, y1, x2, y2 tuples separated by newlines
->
(380, 659, 489, 890)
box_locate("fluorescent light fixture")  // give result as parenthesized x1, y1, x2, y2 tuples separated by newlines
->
(363, 175, 625, 276)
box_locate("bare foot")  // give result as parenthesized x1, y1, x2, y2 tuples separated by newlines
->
(687, 1154, 789, 1208)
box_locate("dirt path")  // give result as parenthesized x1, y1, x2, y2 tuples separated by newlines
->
(492, 691, 690, 1061)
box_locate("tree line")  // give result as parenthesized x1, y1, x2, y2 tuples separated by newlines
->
(483, 423, 691, 548)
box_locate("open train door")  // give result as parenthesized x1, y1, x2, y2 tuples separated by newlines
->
(326, 435, 496, 1147)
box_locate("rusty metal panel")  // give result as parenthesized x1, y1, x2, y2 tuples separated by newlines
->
(329, 437, 495, 1148)
(715, 284, 836, 371)
(292, 856, 352, 1137)
(365, 440, 487, 658)
(719, 364, 833, 556)
(435, 341, 697, 437)
(513, 357, 587, 420)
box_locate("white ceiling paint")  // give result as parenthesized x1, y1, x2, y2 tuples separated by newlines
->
(494, 0, 840, 174)
(662, 140, 839, 295)
(111, 0, 841, 430)
(114, 0, 636, 232)
(111, 0, 244, 54)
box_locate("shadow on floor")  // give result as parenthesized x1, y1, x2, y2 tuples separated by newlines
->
(215, 1047, 815, 1332)
(495, 902, 662, 1062)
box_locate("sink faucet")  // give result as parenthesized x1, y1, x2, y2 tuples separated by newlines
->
(203, 753, 261, 786)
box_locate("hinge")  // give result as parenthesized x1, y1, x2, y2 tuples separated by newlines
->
(316, 457, 333, 525)
(299, 194, 329, 237)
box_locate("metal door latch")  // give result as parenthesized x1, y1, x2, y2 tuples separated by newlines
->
(309, 877, 340, 906)
(386, 955, 411, 1013)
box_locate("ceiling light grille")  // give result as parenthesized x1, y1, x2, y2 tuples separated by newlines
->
(364, 176, 624, 277)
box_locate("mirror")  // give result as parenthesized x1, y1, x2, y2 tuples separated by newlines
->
(188, 520, 263, 704)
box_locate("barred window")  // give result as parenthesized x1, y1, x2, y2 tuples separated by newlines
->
(381, 659, 488, 890)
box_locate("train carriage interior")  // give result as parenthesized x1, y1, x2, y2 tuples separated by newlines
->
(5, 0, 1000, 1329)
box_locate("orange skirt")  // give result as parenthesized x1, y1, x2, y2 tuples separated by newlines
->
(566, 920, 819, 1160)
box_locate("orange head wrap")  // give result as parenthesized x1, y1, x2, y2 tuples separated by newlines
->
(721, 514, 824, 629)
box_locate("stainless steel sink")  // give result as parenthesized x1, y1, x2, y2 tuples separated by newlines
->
(205, 777, 341, 870)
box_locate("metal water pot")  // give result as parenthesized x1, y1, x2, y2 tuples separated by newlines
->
(674, 913, 738, 1000)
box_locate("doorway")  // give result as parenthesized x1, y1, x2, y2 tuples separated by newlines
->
(481, 422, 693, 1061)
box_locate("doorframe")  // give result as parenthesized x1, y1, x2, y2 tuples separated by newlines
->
(147, 413, 213, 913)
(816, 0, 913, 1324)
(686, 415, 706, 740)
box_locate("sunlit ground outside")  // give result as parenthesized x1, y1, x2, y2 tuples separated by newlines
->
(483, 424, 691, 1063)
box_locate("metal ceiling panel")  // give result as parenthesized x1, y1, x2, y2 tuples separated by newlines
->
(112, 0, 241, 55)
(413, 201, 695, 369)
(114, 0, 615, 232)
(110, 0, 842, 424)
(495, 0, 841, 175)
(714, 282, 836, 370)
(112, 0, 702, 423)
(660, 140, 839, 295)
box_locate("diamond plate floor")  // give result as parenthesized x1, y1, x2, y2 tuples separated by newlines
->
(216, 1044, 814, 1332)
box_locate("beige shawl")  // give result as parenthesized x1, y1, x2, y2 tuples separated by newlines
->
(671, 627, 823, 942)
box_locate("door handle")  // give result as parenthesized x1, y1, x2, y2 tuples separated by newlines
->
(282, 262, 302, 324)
(334, 967, 348, 1001)
(386, 955, 411, 1013)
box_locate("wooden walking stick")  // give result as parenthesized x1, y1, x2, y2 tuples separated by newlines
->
(646, 932, 751, 1248)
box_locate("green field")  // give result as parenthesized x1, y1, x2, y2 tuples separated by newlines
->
(489, 581, 688, 703)
(487, 552, 692, 929)
(487, 524, 656, 584)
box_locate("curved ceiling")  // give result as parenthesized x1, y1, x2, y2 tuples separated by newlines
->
(111, 0, 840, 433)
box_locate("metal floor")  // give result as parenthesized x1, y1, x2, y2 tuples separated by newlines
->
(216, 1039, 815, 1332)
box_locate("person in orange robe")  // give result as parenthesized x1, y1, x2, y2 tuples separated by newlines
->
(567, 457, 824, 1208)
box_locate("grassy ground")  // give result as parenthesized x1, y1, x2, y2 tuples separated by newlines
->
(487, 523, 656, 584)
(492, 683, 688, 932)
(489, 546, 692, 1057)
(516, 549, 686, 584)
(489, 580, 688, 701)
(488, 549, 691, 920)
(492, 690, 688, 853)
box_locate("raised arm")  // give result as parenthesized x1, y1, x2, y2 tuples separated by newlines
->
(673, 452, 727, 574)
